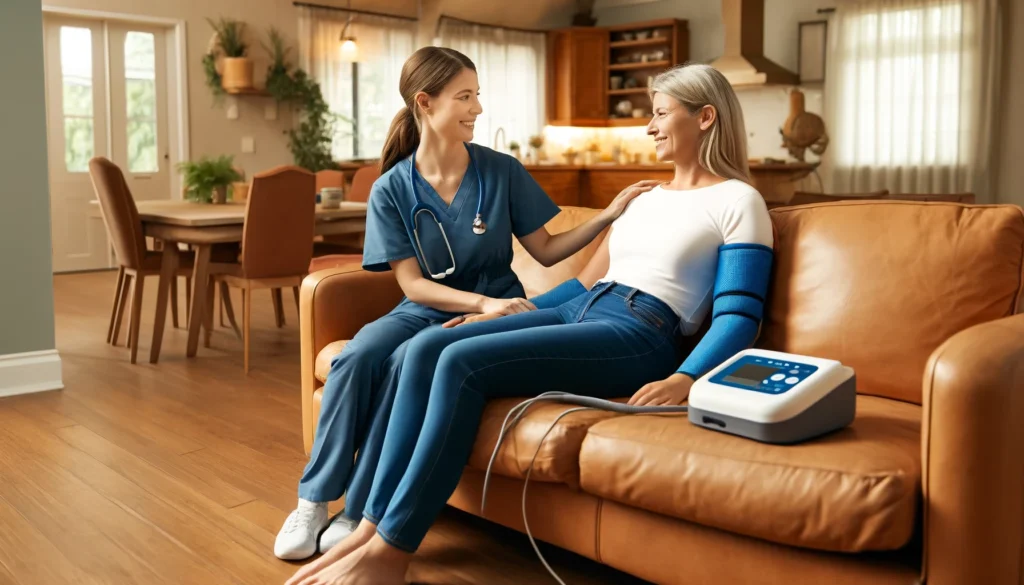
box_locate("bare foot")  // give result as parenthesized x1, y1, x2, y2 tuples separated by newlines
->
(294, 535, 410, 585)
(284, 519, 378, 585)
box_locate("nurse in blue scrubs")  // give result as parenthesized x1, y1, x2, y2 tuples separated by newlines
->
(275, 46, 656, 561)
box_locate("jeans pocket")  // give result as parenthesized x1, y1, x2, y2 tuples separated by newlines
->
(627, 299, 665, 332)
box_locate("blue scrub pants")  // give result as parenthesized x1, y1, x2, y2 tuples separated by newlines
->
(362, 282, 684, 551)
(298, 301, 450, 521)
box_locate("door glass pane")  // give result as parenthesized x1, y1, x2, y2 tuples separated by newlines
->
(60, 26, 93, 172)
(124, 31, 157, 173)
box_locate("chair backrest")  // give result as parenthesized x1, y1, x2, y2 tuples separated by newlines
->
(347, 165, 380, 203)
(88, 157, 147, 270)
(888, 192, 976, 203)
(785, 190, 891, 206)
(315, 170, 344, 193)
(241, 166, 316, 279)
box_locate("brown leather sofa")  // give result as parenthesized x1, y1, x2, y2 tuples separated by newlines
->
(299, 201, 1024, 585)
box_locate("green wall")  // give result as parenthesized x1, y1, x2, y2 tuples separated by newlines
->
(0, 0, 57, 355)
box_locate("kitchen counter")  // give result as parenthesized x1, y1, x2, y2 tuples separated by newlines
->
(524, 161, 819, 208)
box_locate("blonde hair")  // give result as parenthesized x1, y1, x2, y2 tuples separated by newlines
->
(649, 63, 751, 183)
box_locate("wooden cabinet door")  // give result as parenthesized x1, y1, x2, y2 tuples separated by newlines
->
(547, 28, 607, 126)
(570, 29, 607, 123)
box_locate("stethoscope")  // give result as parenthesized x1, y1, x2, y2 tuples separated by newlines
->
(408, 142, 487, 280)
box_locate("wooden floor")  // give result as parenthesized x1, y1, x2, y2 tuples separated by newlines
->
(0, 270, 649, 585)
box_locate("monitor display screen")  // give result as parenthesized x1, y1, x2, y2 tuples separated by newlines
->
(722, 363, 778, 387)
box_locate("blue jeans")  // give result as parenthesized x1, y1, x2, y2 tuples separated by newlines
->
(298, 300, 452, 521)
(363, 282, 683, 551)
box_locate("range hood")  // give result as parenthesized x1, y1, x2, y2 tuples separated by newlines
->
(710, 0, 799, 86)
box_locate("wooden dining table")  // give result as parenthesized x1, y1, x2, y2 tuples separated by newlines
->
(130, 200, 368, 364)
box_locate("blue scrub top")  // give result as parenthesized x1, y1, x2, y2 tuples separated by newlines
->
(362, 143, 561, 300)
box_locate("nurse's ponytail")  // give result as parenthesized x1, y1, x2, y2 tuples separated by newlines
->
(379, 47, 476, 175)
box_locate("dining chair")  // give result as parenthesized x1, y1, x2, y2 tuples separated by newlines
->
(315, 169, 345, 193)
(783, 189, 891, 206)
(89, 157, 201, 364)
(315, 164, 378, 257)
(208, 165, 316, 373)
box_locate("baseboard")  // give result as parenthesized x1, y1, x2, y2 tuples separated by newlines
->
(0, 349, 63, 398)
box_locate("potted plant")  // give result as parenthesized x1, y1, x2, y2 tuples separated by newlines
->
(509, 140, 521, 161)
(528, 134, 546, 162)
(263, 28, 351, 172)
(178, 155, 243, 204)
(207, 17, 252, 91)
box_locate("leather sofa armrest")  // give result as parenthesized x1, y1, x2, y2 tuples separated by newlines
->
(299, 266, 404, 453)
(921, 312, 1024, 585)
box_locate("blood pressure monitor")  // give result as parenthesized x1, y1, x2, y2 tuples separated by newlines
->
(688, 349, 856, 444)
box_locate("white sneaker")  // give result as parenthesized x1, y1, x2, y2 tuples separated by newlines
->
(274, 500, 329, 560)
(319, 514, 359, 552)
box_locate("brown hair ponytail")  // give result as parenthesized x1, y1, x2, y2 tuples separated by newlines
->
(378, 46, 476, 175)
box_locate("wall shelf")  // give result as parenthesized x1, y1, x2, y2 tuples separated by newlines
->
(224, 87, 271, 97)
(608, 60, 671, 71)
(609, 38, 670, 49)
(608, 88, 649, 95)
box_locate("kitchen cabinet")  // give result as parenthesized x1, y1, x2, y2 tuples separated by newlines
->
(547, 19, 689, 127)
(547, 28, 608, 126)
(524, 163, 819, 208)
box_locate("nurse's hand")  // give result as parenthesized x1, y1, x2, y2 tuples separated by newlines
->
(627, 373, 694, 406)
(481, 296, 537, 316)
(442, 313, 501, 328)
(600, 179, 663, 223)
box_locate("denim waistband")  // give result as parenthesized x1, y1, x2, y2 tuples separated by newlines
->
(583, 281, 680, 336)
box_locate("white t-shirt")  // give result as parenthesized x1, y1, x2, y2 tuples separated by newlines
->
(597, 179, 773, 335)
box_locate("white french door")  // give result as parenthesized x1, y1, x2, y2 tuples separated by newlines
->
(43, 16, 172, 273)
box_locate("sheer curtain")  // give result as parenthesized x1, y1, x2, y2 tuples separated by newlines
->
(435, 17, 546, 151)
(822, 0, 1001, 197)
(298, 6, 416, 160)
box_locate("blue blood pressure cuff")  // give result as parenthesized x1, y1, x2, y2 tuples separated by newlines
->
(677, 243, 774, 380)
(530, 278, 587, 310)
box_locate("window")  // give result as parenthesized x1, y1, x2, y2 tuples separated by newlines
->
(825, 0, 999, 194)
(60, 26, 94, 172)
(298, 7, 416, 160)
(124, 31, 158, 173)
(435, 17, 547, 150)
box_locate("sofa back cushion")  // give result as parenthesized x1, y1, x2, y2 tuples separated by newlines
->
(761, 201, 1024, 404)
(512, 206, 609, 298)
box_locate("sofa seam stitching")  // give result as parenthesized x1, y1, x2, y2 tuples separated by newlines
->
(594, 498, 604, 563)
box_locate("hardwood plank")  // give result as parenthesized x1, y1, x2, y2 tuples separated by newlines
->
(8, 392, 255, 508)
(53, 425, 295, 585)
(0, 491, 88, 585)
(0, 412, 217, 584)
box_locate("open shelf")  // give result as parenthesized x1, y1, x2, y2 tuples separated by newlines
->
(608, 88, 649, 95)
(608, 60, 671, 71)
(609, 38, 671, 49)
(224, 87, 271, 96)
(606, 117, 649, 127)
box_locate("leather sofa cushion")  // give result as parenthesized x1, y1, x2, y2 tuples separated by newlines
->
(763, 201, 1024, 404)
(314, 340, 349, 383)
(578, 395, 921, 553)
(512, 206, 609, 298)
(466, 397, 624, 489)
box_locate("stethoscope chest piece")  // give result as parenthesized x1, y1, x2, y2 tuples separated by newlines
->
(472, 215, 487, 235)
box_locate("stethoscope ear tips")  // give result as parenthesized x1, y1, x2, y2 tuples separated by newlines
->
(473, 216, 487, 235)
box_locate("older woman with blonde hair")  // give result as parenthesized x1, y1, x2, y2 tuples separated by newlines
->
(287, 62, 774, 585)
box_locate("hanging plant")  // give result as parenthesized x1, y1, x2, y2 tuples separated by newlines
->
(262, 28, 352, 172)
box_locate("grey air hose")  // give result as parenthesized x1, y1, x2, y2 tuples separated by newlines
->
(481, 392, 689, 585)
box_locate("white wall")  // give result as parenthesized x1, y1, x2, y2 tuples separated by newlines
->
(996, 0, 1023, 207)
(595, 0, 833, 163)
